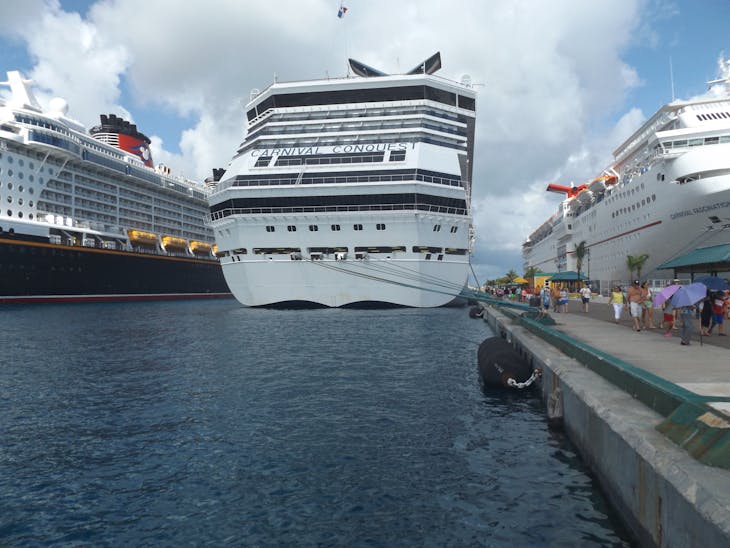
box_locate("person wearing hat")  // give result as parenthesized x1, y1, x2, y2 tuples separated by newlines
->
(626, 280, 643, 332)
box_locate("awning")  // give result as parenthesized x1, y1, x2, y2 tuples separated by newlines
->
(512, 276, 529, 283)
(547, 271, 588, 282)
(657, 243, 730, 273)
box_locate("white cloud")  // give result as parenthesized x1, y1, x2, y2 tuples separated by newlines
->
(1, 0, 663, 277)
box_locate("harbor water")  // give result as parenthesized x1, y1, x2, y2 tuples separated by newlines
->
(0, 301, 632, 545)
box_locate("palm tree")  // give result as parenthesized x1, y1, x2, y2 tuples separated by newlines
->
(626, 253, 650, 281)
(524, 266, 541, 288)
(574, 241, 588, 285)
(504, 269, 518, 282)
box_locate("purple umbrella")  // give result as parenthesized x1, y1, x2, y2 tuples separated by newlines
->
(670, 282, 708, 308)
(653, 284, 681, 307)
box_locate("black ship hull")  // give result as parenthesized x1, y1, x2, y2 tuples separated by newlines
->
(0, 233, 231, 304)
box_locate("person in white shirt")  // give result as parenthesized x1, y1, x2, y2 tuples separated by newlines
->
(579, 283, 591, 312)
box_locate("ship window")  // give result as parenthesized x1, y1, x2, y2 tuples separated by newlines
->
(389, 151, 406, 162)
(287, 225, 297, 232)
(425, 253, 431, 260)
(433, 224, 441, 232)
(254, 156, 272, 167)
(652, 194, 656, 201)
(6, 196, 11, 203)
(17, 212, 22, 218)
(266, 225, 275, 232)
(353, 224, 363, 231)
(705, 137, 719, 145)
(7, 182, 12, 189)
(450, 226, 458, 233)
(331, 224, 341, 231)
(376, 223, 386, 230)
(308, 224, 319, 231)
(6, 210, 11, 216)
(437, 254, 443, 261)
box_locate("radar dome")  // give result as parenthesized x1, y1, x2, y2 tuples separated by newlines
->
(49, 97, 69, 116)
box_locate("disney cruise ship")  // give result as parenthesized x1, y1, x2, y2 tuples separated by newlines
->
(523, 57, 730, 290)
(208, 53, 477, 307)
(0, 71, 229, 303)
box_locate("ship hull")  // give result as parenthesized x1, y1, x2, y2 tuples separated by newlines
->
(221, 255, 468, 308)
(0, 234, 230, 303)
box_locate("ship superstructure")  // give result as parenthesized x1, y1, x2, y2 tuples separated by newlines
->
(0, 70, 229, 302)
(523, 57, 730, 290)
(207, 53, 478, 307)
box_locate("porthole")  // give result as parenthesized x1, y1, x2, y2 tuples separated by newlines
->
(7, 170, 12, 178)
(6, 196, 11, 203)
(7, 156, 12, 164)
(18, 211, 22, 218)
(29, 213, 33, 219)
(18, 198, 23, 205)
(6, 209, 11, 216)
(29, 162, 34, 170)
(18, 185, 23, 193)
(18, 159, 24, 167)
(18, 172, 23, 180)
(29, 187, 34, 194)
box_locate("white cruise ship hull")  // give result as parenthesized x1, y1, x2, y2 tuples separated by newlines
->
(222, 255, 467, 307)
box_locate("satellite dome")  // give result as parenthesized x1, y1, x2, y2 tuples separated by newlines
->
(48, 97, 69, 116)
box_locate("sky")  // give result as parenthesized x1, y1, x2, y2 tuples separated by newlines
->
(1, 0, 729, 283)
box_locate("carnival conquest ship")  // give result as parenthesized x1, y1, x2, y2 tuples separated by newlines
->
(0, 70, 229, 303)
(523, 57, 730, 291)
(207, 53, 477, 307)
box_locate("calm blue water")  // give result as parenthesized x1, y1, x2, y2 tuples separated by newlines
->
(0, 300, 631, 546)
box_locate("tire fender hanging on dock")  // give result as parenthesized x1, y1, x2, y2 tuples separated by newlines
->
(468, 306, 483, 319)
(477, 337, 537, 389)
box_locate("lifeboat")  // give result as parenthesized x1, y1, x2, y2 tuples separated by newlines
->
(190, 240, 213, 256)
(161, 235, 188, 252)
(127, 229, 158, 248)
(212, 244, 226, 258)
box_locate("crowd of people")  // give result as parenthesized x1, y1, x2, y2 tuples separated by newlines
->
(601, 280, 728, 346)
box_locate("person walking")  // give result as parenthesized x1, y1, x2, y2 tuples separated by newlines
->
(579, 283, 591, 312)
(551, 284, 560, 313)
(712, 292, 726, 336)
(609, 285, 624, 323)
(626, 280, 643, 332)
(700, 291, 713, 337)
(559, 285, 569, 313)
(663, 301, 675, 337)
(679, 305, 695, 345)
(640, 281, 655, 329)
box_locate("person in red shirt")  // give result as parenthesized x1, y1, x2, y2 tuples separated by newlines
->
(711, 292, 726, 336)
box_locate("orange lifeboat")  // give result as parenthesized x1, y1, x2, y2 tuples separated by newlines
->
(127, 229, 158, 248)
(190, 240, 213, 256)
(161, 235, 188, 252)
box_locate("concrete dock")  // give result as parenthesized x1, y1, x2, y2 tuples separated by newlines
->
(478, 298, 730, 548)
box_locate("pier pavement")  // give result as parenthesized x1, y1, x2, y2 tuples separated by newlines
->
(551, 298, 730, 400)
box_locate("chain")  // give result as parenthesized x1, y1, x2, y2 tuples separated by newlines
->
(506, 368, 542, 389)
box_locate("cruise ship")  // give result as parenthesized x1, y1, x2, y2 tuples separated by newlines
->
(0, 70, 230, 303)
(523, 57, 730, 291)
(207, 53, 477, 307)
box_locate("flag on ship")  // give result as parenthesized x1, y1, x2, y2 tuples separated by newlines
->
(337, 4, 348, 18)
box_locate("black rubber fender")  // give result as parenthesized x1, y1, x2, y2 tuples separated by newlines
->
(468, 306, 483, 319)
(477, 337, 532, 388)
